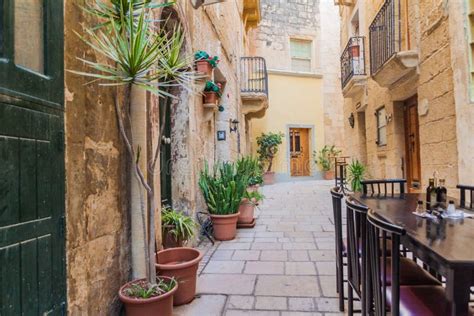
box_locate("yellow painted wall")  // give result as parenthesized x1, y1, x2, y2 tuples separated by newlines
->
(250, 72, 325, 177)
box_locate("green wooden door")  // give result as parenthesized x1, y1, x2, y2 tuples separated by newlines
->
(0, 1, 66, 315)
(160, 97, 172, 206)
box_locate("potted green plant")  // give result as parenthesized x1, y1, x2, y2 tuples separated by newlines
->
(194, 50, 219, 76)
(238, 190, 264, 225)
(257, 132, 284, 185)
(73, 1, 195, 315)
(347, 159, 366, 192)
(161, 207, 197, 249)
(237, 156, 263, 191)
(199, 161, 248, 240)
(203, 80, 221, 104)
(314, 145, 341, 180)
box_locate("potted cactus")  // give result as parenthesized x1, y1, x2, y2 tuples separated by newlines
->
(203, 81, 221, 104)
(199, 162, 248, 240)
(194, 50, 219, 76)
(257, 132, 284, 185)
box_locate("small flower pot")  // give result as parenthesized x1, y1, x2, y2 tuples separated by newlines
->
(203, 91, 218, 104)
(118, 277, 178, 316)
(324, 170, 335, 180)
(210, 213, 240, 241)
(350, 45, 360, 58)
(263, 172, 275, 185)
(238, 199, 255, 224)
(196, 60, 213, 77)
(156, 248, 203, 306)
(162, 225, 183, 249)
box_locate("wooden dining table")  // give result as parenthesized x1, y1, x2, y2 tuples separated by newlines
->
(351, 192, 474, 316)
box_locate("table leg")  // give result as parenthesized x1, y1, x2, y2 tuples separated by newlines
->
(446, 269, 472, 316)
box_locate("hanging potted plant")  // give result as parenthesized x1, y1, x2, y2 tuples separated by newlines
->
(72, 1, 196, 315)
(203, 80, 221, 104)
(194, 50, 219, 76)
(199, 162, 248, 240)
(314, 145, 341, 180)
(257, 132, 284, 185)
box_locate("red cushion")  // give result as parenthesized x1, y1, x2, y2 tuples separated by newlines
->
(384, 257, 441, 286)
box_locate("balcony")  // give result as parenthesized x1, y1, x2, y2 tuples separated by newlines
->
(240, 57, 269, 119)
(341, 36, 367, 98)
(369, 0, 418, 87)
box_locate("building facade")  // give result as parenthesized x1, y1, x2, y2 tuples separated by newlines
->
(249, 0, 345, 181)
(337, 0, 474, 194)
(0, 0, 267, 314)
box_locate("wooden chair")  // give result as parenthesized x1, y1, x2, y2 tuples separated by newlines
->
(361, 179, 406, 196)
(366, 209, 452, 316)
(345, 196, 369, 315)
(457, 184, 474, 209)
(330, 186, 345, 312)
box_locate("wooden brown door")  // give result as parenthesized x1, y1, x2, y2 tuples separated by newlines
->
(290, 128, 310, 176)
(404, 96, 421, 191)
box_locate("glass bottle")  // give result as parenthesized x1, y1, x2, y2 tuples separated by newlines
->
(426, 178, 437, 211)
(436, 179, 447, 209)
(447, 200, 456, 216)
(415, 200, 424, 214)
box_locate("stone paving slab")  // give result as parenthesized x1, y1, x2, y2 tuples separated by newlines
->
(175, 180, 345, 315)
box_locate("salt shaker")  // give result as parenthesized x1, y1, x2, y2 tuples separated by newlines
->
(447, 200, 456, 216)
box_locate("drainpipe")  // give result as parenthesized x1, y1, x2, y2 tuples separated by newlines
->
(130, 85, 147, 279)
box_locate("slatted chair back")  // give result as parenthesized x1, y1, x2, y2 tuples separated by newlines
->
(366, 209, 405, 316)
(330, 186, 345, 311)
(457, 184, 474, 209)
(345, 196, 369, 315)
(361, 179, 406, 196)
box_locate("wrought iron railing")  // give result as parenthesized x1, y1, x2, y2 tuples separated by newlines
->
(240, 57, 268, 96)
(369, 0, 401, 75)
(341, 36, 366, 88)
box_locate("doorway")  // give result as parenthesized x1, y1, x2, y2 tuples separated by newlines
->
(404, 95, 421, 191)
(289, 128, 311, 176)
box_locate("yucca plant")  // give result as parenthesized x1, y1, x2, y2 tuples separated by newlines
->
(347, 159, 366, 192)
(199, 162, 249, 215)
(236, 156, 263, 186)
(71, 1, 195, 287)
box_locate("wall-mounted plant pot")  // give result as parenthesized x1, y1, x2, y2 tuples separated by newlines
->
(162, 225, 183, 249)
(324, 170, 335, 180)
(238, 199, 255, 224)
(350, 45, 360, 58)
(210, 213, 240, 241)
(118, 277, 178, 316)
(203, 91, 218, 105)
(196, 60, 213, 77)
(263, 172, 275, 185)
(156, 248, 203, 306)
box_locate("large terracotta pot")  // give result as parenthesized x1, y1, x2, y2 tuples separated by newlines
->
(238, 199, 255, 224)
(210, 213, 240, 241)
(196, 60, 212, 76)
(156, 248, 203, 306)
(162, 225, 183, 249)
(203, 91, 218, 104)
(263, 171, 275, 185)
(324, 170, 335, 180)
(119, 277, 178, 316)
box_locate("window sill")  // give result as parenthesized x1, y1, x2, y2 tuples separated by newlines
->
(267, 69, 323, 78)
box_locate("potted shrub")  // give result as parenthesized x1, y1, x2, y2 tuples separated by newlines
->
(238, 190, 264, 225)
(257, 132, 284, 185)
(199, 162, 248, 240)
(347, 159, 366, 192)
(161, 207, 197, 248)
(119, 277, 178, 316)
(194, 50, 219, 76)
(314, 145, 341, 180)
(237, 156, 263, 192)
(203, 81, 221, 104)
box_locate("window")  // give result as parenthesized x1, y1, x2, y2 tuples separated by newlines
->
(290, 39, 312, 72)
(376, 107, 387, 146)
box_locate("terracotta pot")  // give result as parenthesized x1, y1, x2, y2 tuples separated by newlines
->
(324, 170, 335, 180)
(238, 199, 255, 224)
(263, 172, 275, 185)
(119, 277, 178, 316)
(156, 248, 203, 306)
(196, 60, 213, 76)
(203, 91, 218, 104)
(162, 225, 183, 249)
(350, 45, 360, 58)
(210, 213, 240, 241)
(247, 184, 259, 193)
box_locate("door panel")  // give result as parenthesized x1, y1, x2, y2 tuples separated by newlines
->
(404, 96, 421, 191)
(289, 128, 310, 177)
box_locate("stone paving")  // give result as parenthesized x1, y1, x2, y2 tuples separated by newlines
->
(175, 180, 344, 316)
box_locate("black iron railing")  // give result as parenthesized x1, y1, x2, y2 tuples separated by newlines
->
(240, 57, 268, 96)
(341, 36, 366, 88)
(369, 0, 401, 75)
